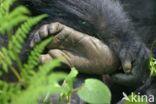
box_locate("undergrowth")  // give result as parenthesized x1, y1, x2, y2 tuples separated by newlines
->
(0, 0, 66, 103)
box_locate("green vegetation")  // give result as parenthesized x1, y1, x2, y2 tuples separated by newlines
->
(150, 57, 156, 76)
(0, 0, 112, 104)
(0, 0, 66, 103)
(77, 79, 111, 104)
(150, 51, 156, 76)
(149, 40, 156, 76)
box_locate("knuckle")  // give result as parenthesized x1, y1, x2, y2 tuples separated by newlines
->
(48, 22, 63, 34)
(48, 49, 63, 58)
(38, 24, 48, 38)
(50, 22, 63, 30)
(39, 54, 52, 63)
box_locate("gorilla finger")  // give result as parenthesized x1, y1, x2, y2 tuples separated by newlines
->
(38, 24, 49, 39)
(119, 49, 132, 74)
(123, 60, 132, 73)
(48, 49, 73, 67)
(132, 48, 149, 75)
(111, 73, 142, 87)
(30, 32, 41, 48)
(40, 49, 73, 68)
(30, 24, 49, 48)
(131, 58, 149, 84)
(30, 22, 64, 48)
(48, 24, 86, 49)
(48, 22, 64, 35)
(40, 54, 52, 63)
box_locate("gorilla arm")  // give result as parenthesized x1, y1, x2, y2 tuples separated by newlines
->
(30, 22, 120, 74)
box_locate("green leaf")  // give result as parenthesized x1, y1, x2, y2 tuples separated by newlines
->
(61, 68, 78, 98)
(21, 38, 52, 80)
(0, 6, 30, 34)
(63, 67, 78, 90)
(77, 78, 111, 104)
(65, 67, 78, 84)
(0, 0, 16, 16)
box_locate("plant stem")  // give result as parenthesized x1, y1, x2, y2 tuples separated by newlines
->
(14, 52, 23, 71)
(67, 94, 71, 104)
(10, 66, 21, 81)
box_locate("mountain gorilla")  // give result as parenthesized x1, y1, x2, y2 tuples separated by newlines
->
(19, 0, 156, 103)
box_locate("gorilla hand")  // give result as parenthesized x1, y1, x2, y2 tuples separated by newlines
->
(30, 22, 120, 74)
(111, 42, 150, 87)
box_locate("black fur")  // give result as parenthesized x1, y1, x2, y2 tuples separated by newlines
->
(25, 0, 137, 40)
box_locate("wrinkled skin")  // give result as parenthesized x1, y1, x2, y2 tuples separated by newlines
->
(30, 22, 120, 74)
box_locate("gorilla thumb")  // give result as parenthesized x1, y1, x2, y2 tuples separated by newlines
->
(122, 60, 132, 74)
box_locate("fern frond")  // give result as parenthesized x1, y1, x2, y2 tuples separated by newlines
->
(8, 15, 47, 60)
(0, 80, 21, 104)
(0, 48, 12, 71)
(0, 0, 68, 104)
(0, 6, 30, 34)
(0, 15, 47, 71)
(0, 0, 16, 16)
(29, 59, 61, 85)
(22, 38, 52, 80)
(13, 83, 61, 104)
(13, 60, 66, 104)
